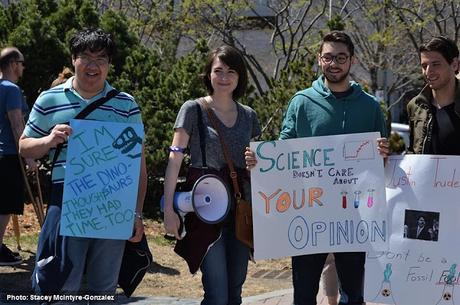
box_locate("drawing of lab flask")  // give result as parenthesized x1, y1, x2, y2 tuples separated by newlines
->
(436, 283, 455, 305)
(436, 264, 457, 305)
(372, 263, 397, 304)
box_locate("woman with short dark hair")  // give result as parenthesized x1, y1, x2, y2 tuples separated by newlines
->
(163, 45, 261, 305)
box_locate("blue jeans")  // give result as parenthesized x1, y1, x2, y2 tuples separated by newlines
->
(60, 237, 125, 294)
(200, 227, 250, 305)
(292, 252, 365, 305)
(33, 184, 125, 305)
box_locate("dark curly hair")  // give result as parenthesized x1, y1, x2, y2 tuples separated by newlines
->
(70, 28, 115, 60)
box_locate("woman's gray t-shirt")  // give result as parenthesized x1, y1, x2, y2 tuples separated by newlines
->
(174, 99, 261, 170)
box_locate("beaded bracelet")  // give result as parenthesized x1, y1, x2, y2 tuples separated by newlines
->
(168, 145, 187, 153)
(134, 211, 144, 220)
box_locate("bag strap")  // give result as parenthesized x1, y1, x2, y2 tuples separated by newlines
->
(199, 98, 241, 199)
(74, 89, 119, 120)
(50, 89, 119, 171)
(195, 101, 207, 168)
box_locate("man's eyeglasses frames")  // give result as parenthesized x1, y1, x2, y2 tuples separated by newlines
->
(320, 54, 350, 64)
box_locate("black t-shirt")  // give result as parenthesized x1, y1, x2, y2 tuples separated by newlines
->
(431, 103, 460, 155)
(332, 87, 354, 99)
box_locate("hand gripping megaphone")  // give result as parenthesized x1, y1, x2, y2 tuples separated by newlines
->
(161, 174, 231, 233)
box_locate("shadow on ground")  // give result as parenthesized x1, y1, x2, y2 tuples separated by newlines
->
(148, 261, 179, 276)
(0, 252, 35, 292)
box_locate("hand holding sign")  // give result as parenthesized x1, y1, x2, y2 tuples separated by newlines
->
(47, 124, 72, 148)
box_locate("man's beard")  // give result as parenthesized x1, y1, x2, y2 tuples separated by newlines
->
(323, 67, 350, 84)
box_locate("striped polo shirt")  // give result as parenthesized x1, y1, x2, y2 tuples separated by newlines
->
(23, 77, 142, 184)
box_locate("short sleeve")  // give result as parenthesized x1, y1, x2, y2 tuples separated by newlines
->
(23, 93, 53, 138)
(5, 85, 23, 112)
(174, 100, 198, 136)
(127, 97, 143, 124)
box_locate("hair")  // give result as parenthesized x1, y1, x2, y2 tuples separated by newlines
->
(319, 31, 355, 56)
(50, 67, 74, 88)
(70, 28, 115, 60)
(419, 36, 459, 64)
(201, 45, 248, 99)
(0, 47, 21, 70)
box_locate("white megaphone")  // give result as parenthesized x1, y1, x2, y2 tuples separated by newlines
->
(161, 174, 231, 224)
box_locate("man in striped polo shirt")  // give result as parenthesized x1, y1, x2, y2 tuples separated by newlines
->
(19, 28, 147, 298)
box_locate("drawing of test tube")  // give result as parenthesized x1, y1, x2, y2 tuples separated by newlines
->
(367, 189, 375, 208)
(341, 191, 348, 209)
(353, 191, 361, 208)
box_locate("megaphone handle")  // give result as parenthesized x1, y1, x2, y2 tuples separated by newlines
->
(163, 210, 184, 241)
(177, 210, 184, 237)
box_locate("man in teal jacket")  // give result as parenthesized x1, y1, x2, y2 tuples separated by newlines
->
(281, 72, 387, 139)
(282, 31, 388, 305)
(246, 31, 389, 305)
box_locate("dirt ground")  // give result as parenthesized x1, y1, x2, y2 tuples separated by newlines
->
(0, 204, 292, 299)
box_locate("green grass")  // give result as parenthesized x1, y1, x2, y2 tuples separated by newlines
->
(3, 233, 39, 253)
(148, 234, 175, 247)
(4, 231, 173, 251)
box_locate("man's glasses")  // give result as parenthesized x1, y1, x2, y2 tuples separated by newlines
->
(320, 54, 350, 64)
(77, 55, 109, 66)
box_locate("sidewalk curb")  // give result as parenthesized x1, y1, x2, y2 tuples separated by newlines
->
(118, 296, 199, 304)
(242, 288, 293, 303)
(117, 289, 294, 304)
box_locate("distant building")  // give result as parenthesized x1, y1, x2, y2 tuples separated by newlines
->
(175, 0, 276, 91)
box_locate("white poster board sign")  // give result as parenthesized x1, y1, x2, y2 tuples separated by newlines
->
(365, 155, 460, 305)
(250, 132, 388, 260)
(60, 119, 144, 239)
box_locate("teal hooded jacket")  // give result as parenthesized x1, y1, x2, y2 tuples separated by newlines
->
(280, 75, 387, 140)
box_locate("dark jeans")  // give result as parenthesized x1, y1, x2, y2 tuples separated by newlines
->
(200, 227, 249, 305)
(292, 252, 365, 305)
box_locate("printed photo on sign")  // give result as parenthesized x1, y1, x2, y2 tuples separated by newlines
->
(403, 209, 440, 242)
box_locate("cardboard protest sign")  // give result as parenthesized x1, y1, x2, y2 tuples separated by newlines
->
(250, 132, 388, 260)
(365, 155, 460, 305)
(60, 119, 144, 239)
